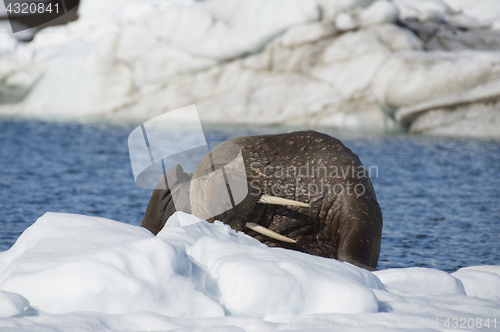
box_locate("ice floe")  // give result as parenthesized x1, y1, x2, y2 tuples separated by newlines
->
(0, 212, 498, 331)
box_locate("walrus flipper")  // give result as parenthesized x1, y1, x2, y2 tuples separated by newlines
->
(336, 189, 383, 271)
(141, 164, 192, 235)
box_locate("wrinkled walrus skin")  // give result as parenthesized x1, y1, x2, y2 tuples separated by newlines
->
(141, 131, 382, 271)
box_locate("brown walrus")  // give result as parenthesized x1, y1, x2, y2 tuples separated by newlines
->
(141, 131, 382, 271)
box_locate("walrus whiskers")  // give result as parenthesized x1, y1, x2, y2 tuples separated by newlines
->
(245, 222, 297, 243)
(257, 195, 309, 208)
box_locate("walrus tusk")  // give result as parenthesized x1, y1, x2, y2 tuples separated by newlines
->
(245, 222, 297, 243)
(258, 195, 309, 208)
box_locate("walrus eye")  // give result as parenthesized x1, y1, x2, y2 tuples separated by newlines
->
(245, 222, 297, 243)
(257, 195, 309, 208)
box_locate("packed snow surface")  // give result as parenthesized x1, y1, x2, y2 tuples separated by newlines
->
(0, 212, 499, 331)
(2, 0, 500, 137)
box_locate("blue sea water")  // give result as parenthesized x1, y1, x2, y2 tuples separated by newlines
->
(0, 119, 498, 272)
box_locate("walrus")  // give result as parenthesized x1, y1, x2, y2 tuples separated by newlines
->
(141, 130, 382, 271)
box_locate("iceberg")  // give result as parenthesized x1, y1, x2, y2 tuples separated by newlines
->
(0, 212, 498, 331)
(1, 0, 500, 137)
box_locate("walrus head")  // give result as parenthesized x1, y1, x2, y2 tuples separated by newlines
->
(189, 141, 307, 243)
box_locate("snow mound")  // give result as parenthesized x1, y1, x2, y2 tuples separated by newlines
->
(162, 215, 383, 321)
(460, 265, 500, 276)
(452, 266, 500, 299)
(0, 290, 30, 318)
(0, 212, 382, 321)
(442, 0, 500, 29)
(0, 212, 499, 331)
(374, 267, 465, 295)
(358, 0, 400, 28)
(0, 213, 224, 317)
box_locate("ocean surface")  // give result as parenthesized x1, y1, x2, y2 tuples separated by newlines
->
(0, 119, 499, 272)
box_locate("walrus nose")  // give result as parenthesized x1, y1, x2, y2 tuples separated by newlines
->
(245, 222, 297, 243)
